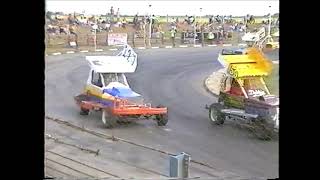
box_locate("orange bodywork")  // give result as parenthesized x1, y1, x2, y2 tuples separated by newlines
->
(75, 94, 167, 116)
(112, 107, 167, 115)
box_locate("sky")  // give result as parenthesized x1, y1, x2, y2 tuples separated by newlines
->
(45, 0, 279, 16)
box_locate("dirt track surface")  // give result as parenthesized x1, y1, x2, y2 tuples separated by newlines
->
(45, 47, 278, 179)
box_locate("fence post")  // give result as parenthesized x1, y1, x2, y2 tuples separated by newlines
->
(172, 36, 175, 47)
(86, 34, 89, 46)
(143, 23, 146, 47)
(148, 21, 152, 47)
(161, 32, 164, 47)
(132, 32, 135, 47)
(193, 24, 196, 45)
(201, 29, 204, 47)
(47, 33, 51, 46)
(75, 33, 78, 48)
(94, 29, 97, 51)
(105, 33, 108, 46)
(67, 35, 70, 47)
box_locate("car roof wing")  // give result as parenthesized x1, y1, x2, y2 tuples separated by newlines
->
(86, 44, 137, 73)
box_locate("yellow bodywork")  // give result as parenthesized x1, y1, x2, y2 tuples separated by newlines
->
(220, 48, 273, 78)
(84, 85, 116, 101)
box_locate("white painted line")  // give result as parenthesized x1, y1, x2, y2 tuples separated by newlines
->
(194, 45, 202, 47)
(137, 47, 146, 49)
(151, 47, 159, 49)
(179, 45, 188, 48)
(95, 49, 103, 52)
(115, 44, 124, 47)
(109, 48, 118, 51)
(66, 51, 75, 54)
(273, 61, 279, 64)
(238, 43, 247, 46)
(52, 52, 61, 55)
(165, 46, 172, 48)
(163, 128, 172, 132)
(223, 44, 232, 47)
(207, 44, 217, 47)
(80, 50, 89, 53)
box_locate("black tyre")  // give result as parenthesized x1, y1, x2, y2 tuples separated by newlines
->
(209, 103, 225, 125)
(251, 120, 274, 141)
(80, 108, 89, 115)
(156, 105, 168, 126)
(156, 114, 168, 126)
(102, 110, 118, 129)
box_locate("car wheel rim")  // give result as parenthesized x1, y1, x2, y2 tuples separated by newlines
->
(210, 108, 217, 122)
(102, 111, 107, 124)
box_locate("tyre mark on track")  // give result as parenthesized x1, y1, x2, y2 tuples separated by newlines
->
(45, 116, 222, 171)
(46, 128, 169, 177)
(45, 165, 75, 178)
(46, 134, 100, 155)
(46, 150, 119, 178)
(46, 158, 95, 178)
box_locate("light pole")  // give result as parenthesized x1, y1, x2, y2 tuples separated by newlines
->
(199, 8, 204, 46)
(92, 21, 98, 51)
(199, 8, 202, 23)
(267, 5, 273, 43)
(268, 6, 271, 37)
(148, 4, 152, 47)
(193, 13, 196, 45)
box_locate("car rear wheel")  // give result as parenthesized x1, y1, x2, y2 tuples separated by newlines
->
(209, 103, 225, 125)
(156, 114, 168, 126)
(156, 105, 168, 126)
(102, 110, 118, 128)
(80, 108, 89, 115)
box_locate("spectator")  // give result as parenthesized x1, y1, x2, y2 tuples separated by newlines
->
(133, 14, 138, 28)
(68, 14, 73, 24)
(122, 17, 127, 28)
(208, 31, 215, 44)
(170, 17, 176, 27)
(215, 15, 221, 24)
(244, 15, 248, 24)
(195, 23, 201, 32)
(110, 6, 114, 22)
(249, 15, 255, 24)
(110, 6, 114, 15)
(59, 26, 68, 34)
(222, 15, 226, 24)
(69, 24, 77, 36)
(189, 16, 195, 24)
(151, 15, 156, 33)
(105, 21, 111, 32)
(184, 15, 189, 24)
(223, 30, 228, 39)
(170, 27, 177, 47)
(209, 16, 213, 24)
(116, 8, 120, 22)
(219, 29, 223, 40)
